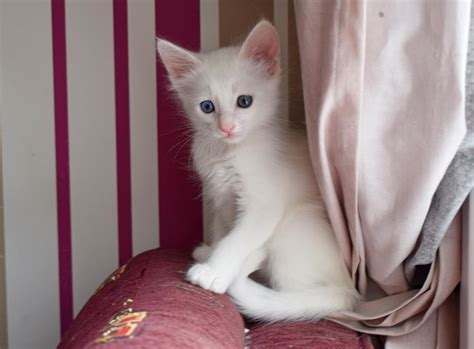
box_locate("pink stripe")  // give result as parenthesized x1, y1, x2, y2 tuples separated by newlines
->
(51, 0, 73, 336)
(113, 0, 133, 265)
(156, 0, 202, 249)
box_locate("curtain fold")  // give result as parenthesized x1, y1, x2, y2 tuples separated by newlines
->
(294, 0, 471, 347)
(406, 0, 474, 281)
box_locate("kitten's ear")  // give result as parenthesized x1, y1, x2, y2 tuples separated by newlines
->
(239, 20, 280, 77)
(157, 39, 201, 81)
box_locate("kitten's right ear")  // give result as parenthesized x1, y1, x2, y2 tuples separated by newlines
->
(239, 20, 280, 77)
(156, 39, 201, 81)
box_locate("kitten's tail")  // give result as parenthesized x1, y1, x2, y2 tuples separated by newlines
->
(228, 253, 358, 322)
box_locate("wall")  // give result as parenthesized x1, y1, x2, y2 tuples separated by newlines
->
(0, 0, 302, 348)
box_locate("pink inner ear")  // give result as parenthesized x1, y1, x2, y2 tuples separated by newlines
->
(157, 40, 200, 80)
(241, 23, 280, 77)
(168, 55, 198, 79)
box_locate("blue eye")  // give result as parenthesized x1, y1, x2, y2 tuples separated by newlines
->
(200, 100, 215, 114)
(237, 95, 253, 108)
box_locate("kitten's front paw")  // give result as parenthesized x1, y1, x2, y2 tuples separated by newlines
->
(186, 263, 233, 294)
(192, 244, 211, 263)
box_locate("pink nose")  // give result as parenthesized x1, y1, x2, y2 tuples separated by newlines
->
(219, 123, 235, 135)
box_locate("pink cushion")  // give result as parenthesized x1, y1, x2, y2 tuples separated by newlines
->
(247, 321, 375, 348)
(59, 249, 244, 348)
(58, 249, 375, 349)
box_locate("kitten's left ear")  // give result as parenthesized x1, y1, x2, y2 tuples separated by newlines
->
(157, 39, 201, 81)
(239, 20, 280, 77)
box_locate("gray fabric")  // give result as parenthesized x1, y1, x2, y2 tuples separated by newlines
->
(406, 7, 474, 280)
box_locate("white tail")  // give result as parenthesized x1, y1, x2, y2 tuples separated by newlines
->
(228, 277, 358, 322)
(227, 250, 358, 322)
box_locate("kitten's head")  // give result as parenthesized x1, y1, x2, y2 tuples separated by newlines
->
(157, 20, 281, 144)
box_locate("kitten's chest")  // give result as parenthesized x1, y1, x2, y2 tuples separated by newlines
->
(193, 136, 274, 196)
(200, 157, 242, 195)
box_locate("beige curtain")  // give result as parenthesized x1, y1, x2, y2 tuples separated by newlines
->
(294, 1, 470, 347)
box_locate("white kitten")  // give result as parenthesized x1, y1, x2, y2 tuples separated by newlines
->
(157, 20, 358, 321)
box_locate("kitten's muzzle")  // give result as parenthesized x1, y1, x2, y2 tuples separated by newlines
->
(219, 122, 236, 138)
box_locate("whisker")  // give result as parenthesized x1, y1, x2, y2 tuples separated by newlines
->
(167, 136, 190, 155)
(174, 137, 192, 160)
(160, 125, 193, 137)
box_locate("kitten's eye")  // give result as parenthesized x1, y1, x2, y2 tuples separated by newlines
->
(237, 95, 253, 108)
(200, 100, 215, 114)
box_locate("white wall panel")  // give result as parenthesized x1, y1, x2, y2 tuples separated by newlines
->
(65, 0, 119, 315)
(1, 1, 60, 348)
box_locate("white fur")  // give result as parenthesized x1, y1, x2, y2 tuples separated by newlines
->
(157, 20, 358, 321)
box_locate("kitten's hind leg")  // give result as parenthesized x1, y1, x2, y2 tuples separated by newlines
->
(267, 204, 354, 291)
(237, 248, 266, 279)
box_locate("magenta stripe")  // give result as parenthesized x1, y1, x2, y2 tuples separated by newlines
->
(156, 0, 202, 249)
(113, 0, 133, 265)
(51, 0, 73, 336)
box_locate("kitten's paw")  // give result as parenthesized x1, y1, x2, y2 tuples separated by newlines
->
(192, 244, 212, 263)
(186, 263, 232, 294)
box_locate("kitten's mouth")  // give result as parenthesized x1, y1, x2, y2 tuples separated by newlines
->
(220, 128, 235, 139)
(224, 135, 242, 144)
(217, 132, 242, 143)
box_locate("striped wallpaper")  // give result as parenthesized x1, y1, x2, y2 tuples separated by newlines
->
(0, 1, 301, 348)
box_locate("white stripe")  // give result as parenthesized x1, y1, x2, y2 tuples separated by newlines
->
(200, 0, 220, 242)
(66, 0, 119, 315)
(1, 1, 60, 348)
(128, 0, 159, 255)
(274, 0, 289, 122)
(200, 0, 220, 53)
